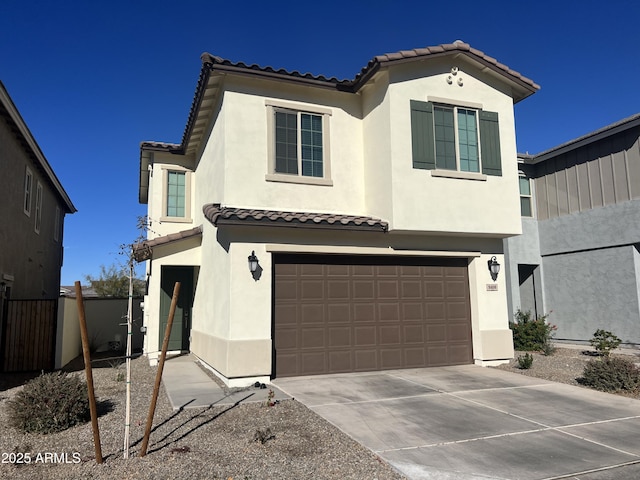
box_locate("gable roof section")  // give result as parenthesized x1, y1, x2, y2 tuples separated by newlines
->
(203, 204, 389, 232)
(0, 81, 76, 213)
(524, 113, 640, 164)
(141, 40, 539, 160)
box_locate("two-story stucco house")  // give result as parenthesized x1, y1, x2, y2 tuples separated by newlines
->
(0, 81, 76, 300)
(505, 113, 640, 346)
(136, 41, 539, 386)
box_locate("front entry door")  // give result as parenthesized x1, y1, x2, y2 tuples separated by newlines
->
(160, 266, 194, 351)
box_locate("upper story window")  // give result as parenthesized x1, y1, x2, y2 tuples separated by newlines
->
(54, 206, 61, 242)
(161, 168, 192, 223)
(519, 175, 533, 217)
(411, 100, 502, 177)
(24, 167, 33, 216)
(266, 100, 332, 186)
(34, 181, 43, 233)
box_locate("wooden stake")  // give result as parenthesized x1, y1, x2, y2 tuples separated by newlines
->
(139, 281, 180, 457)
(75, 281, 103, 464)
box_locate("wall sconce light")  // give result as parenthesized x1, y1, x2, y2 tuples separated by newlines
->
(487, 256, 500, 281)
(248, 251, 259, 274)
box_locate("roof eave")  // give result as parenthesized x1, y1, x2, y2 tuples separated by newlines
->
(0, 81, 77, 214)
(531, 113, 640, 163)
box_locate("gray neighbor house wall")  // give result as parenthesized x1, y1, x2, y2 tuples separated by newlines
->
(505, 114, 640, 346)
(0, 81, 76, 299)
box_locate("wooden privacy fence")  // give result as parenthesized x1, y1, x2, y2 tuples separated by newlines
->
(1, 299, 57, 372)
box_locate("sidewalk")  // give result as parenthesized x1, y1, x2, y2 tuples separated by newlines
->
(162, 354, 289, 410)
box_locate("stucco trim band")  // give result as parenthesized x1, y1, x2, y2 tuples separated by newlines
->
(265, 244, 481, 258)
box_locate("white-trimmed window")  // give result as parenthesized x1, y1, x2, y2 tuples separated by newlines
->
(24, 167, 33, 216)
(519, 175, 533, 217)
(34, 182, 43, 233)
(54, 206, 61, 242)
(161, 167, 192, 223)
(266, 100, 332, 186)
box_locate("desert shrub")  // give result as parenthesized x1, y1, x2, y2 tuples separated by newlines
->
(517, 353, 533, 369)
(589, 329, 621, 357)
(6, 372, 90, 434)
(510, 309, 556, 352)
(578, 357, 640, 393)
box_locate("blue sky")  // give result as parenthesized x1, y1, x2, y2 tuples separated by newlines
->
(1, 0, 638, 285)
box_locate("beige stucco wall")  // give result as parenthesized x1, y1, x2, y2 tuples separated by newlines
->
(140, 55, 526, 384)
(55, 297, 81, 369)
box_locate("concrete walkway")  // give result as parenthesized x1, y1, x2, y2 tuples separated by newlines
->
(162, 354, 289, 410)
(275, 365, 640, 480)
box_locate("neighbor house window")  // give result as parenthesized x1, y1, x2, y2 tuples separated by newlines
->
(265, 100, 332, 186)
(54, 206, 61, 242)
(519, 175, 533, 217)
(161, 168, 192, 223)
(34, 182, 43, 233)
(24, 167, 33, 216)
(411, 100, 502, 176)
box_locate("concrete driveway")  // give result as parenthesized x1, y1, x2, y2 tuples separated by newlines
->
(274, 365, 640, 480)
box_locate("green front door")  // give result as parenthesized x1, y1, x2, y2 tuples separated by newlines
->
(159, 266, 194, 351)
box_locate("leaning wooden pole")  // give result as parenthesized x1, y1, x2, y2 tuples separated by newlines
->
(139, 281, 180, 457)
(75, 281, 103, 464)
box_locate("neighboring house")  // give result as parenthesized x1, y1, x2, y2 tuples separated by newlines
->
(505, 114, 640, 346)
(136, 41, 539, 386)
(0, 80, 76, 372)
(0, 81, 76, 300)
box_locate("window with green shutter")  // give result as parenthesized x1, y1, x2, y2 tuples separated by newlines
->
(411, 100, 501, 176)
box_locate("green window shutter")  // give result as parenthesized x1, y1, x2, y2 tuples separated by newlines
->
(410, 100, 436, 170)
(480, 110, 502, 176)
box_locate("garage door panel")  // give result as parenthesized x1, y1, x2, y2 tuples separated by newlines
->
(354, 349, 377, 370)
(404, 324, 424, 343)
(381, 349, 403, 369)
(274, 255, 472, 377)
(301, 352, 326, 374)
(379, 303, 400, 322)
(378, 280, 399, 298)
(329, 351, 352, 372)
(301, 328, 325, 348)
(354, 281, 375, 299)
(329, 327, 351, 347)
(275, 304, 297, 325)
(355, 326, 376, 346)
(300, 304, 324, 324)
(354, 303, 375, 322)
(379, 325, 401, 344)
(301, 280, 324, 299)
(427, 324, 447, 342)
(328, 304, 350, 323)
(405, 347, 426, 366)
(276, 280, 298, 300)
(328, 280, 350, 299)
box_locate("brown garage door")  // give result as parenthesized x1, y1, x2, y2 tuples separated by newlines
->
(273, 254, 472, 377)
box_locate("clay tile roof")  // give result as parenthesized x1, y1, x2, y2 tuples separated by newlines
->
(203, 204, 388, 232)
(133, 225, 202, 261)
(140, 141, 182, 152)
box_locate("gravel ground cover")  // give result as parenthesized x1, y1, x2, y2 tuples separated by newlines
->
(0, 355, 403, 479)
(1, 346, 638, 479)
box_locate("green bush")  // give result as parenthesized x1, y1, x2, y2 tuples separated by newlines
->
(7, 372, 90, 434)
(517, 353, 533, 369)
(510, 309, 557, 352)
(590, 329, 622, 357)
(578, 357, 640, 393)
